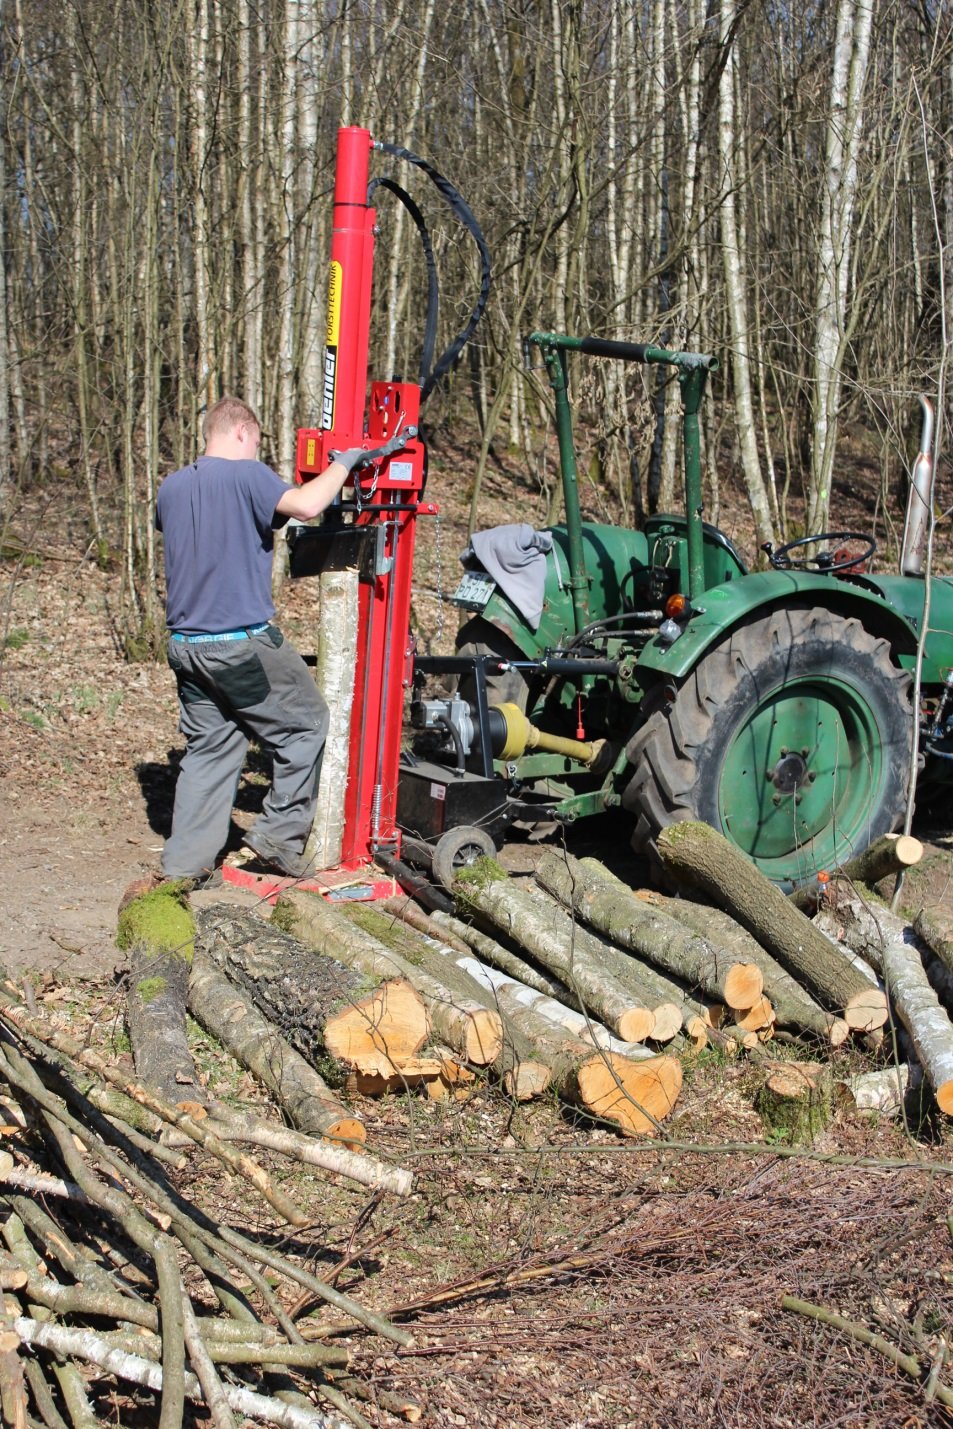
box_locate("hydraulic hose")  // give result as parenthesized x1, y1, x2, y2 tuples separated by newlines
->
(374, 141, 492, 403)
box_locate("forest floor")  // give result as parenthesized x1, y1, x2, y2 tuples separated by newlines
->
(3, 434, 953, 1427)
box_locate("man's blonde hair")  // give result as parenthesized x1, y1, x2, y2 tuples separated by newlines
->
(203, 396, 260, 442)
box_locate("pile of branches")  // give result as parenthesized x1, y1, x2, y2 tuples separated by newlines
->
(0, 981, 420, 1428)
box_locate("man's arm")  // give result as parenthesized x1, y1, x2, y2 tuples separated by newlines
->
(274, 461, 350, 522)
(274, 428, 416, 523)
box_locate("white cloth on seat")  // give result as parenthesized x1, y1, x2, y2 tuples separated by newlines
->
(464, 523, 554, 630)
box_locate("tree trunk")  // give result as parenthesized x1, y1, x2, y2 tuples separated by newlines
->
(187, 955, 365, 1147)
(193, 905, 429, 1078)
(717, 0, 774, 547)
(821, 894, 953, 1114)
(304, 568, 359, 870)
(276, 893, 502, 1067)
(755, 1060, 831, 1143)
(808, 0, 873, 529)
(118, 884, 200, 1107)
(537, 851, 765, 1011)
(656, 822, 887, 1030)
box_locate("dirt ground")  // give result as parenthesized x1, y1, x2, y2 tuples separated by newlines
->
(4, 463, 953, 1428)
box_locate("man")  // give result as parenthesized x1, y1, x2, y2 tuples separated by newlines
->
(156, 395, 407, 881)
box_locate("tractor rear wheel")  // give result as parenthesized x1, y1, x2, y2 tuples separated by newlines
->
(622, 607, 913, 888)
(454, 616, 532, 711)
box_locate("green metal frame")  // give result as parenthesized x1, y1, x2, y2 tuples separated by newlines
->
(528, 331, 719, 608)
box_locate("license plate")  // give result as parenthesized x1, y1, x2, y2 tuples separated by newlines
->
(448, 571, 496, 609)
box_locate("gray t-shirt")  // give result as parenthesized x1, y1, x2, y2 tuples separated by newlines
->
(156, 456, 290, 634)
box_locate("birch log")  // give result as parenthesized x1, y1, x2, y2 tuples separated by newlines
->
(833, 1062, 924, 1115)
(442, 955, 681, 1137)
(536, 851, 764, 1011)
(277, 892, 503, 1066)
(822, 893, 953, 1113)
(656, 822, 888, 1030)
(305, 567, 359, 871)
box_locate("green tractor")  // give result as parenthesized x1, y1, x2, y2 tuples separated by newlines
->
(397, 332, 952, 890)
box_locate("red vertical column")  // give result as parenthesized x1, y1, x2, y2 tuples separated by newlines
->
(320, 126, 375, 455)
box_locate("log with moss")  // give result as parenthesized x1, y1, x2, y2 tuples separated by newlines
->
(754, 1060, 832, 1143)
(118, 881, 200, 1106)
(193, 905, 429, 1079)
(275, 892, 503, 1067)
(656, 822, 888, 1031)
(536, 851, 765, 1012)
(187, 955, 365, 1147)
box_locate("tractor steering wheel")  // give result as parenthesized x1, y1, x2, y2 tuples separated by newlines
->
(764, 530, 876, 574)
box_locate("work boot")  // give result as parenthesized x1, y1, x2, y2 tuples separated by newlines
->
(242, 833, 312, 880)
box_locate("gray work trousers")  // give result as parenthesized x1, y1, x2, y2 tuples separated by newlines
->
(160, 625, 329, 878)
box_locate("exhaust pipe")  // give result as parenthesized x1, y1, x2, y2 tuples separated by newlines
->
(900, 395, 935, 576)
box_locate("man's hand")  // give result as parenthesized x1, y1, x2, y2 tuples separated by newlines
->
(329, 425, 417, 473)
(276, 426, 419, 523)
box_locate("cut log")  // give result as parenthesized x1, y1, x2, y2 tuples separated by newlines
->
(276, 893, 502, 1066)
(734, 996, 776, 1033)
(193, 905, 429, 1078)
(351, 913, 552, 1100)
(117, 881, 201, 1106)
(822, 893, 953, 1114)
(455, 864, 680, 1043)
(915, 907, 953, 977)
(652, 892, 851, 1047)
(437, 956, 680, 1136)
(187, 955, 365, 1147)
(345, 1052, 471, 1098)
(656, 822, 888, 1030)
(876, 849, 953, 978)
(789, 833, 924, 912)
(305, 567, 359, 871)
(537, 850, 765, 1011)
(833, 1062, 924, 1115)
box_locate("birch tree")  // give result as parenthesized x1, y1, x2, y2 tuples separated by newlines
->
(808, 0, 874, 530)
(717, 0, 774, 547)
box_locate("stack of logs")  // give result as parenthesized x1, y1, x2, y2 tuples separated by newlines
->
(118, 819, 953, 1153)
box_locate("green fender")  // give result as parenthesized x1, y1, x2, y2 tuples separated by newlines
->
(636, 570, 925, 681)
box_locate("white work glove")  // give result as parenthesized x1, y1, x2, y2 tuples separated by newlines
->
(329, 425, 417, 473)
